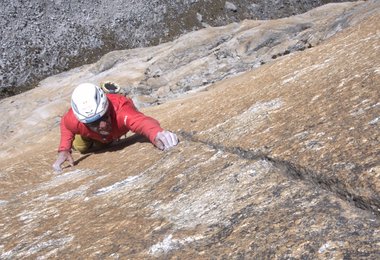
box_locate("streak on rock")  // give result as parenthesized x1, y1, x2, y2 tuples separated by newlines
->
(0, 235, 74, 259)
(369, 116, 380, 125)
(45, 185, 89, 201)
(93, 175, 141, 195)
(148, 234, 204, 255)
(37, 169, 96, 191)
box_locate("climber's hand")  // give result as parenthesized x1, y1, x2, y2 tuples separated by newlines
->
(154, 131, 179, 151)
(52, 150, 74, 173)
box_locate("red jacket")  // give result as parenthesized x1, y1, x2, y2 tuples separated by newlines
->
(58, 94, 163, 151)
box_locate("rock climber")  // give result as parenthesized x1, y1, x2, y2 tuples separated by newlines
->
(52, 82, 178, 172)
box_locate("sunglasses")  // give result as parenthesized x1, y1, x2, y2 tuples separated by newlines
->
(85, 112, 110, 128)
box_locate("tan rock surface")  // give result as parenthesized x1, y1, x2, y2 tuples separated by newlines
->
(0, 1, 379, 258)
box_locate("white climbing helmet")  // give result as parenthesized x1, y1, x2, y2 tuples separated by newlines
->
(71, 83, 109, 124)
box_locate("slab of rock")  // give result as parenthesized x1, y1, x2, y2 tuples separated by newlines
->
(179, 12, 380, 214)
(0, 1, 379, 258)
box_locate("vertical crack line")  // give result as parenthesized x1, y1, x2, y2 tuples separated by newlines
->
(178, 130, 380, 218)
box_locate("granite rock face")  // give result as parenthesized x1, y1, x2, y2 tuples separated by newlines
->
(0, 1, 379, 259)
(0, 0, 355, 98)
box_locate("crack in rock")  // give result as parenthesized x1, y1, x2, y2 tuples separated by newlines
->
(178, 130, 380, 217)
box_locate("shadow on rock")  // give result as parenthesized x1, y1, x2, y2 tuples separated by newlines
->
(94, 133, 150, 154)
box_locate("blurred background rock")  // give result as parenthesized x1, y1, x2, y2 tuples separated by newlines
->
(0, 0, 354, 98)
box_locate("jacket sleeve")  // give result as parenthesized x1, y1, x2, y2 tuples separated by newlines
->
(119, 97, 163, 144)
(58, 114, 76, 152)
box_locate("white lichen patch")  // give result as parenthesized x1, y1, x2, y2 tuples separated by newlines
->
(318, 242, 331, 253)
(148, 234, 204, 255)
(318, 241, 345, 255)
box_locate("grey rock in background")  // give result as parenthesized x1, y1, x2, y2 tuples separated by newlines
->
(0, 1, 379, 257)
(0, 0, 354, 98)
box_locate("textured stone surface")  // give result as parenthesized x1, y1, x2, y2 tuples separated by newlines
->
(0, 0, 355, 97)
(0, 1, 379, 258)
